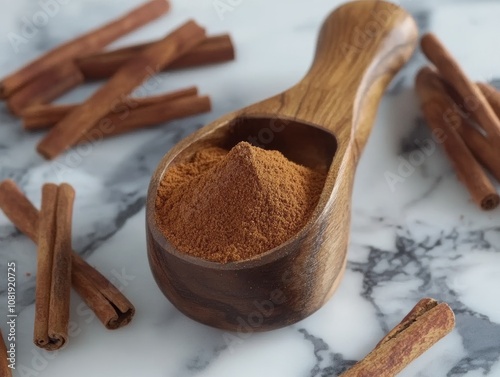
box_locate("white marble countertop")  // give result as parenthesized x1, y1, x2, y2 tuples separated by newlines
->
(1, 0, 500, 376)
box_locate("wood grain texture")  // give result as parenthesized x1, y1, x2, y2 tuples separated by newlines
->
(146, 0, 418, 331)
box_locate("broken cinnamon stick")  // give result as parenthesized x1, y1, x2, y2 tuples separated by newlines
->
(34, 184, 74, 350)
(76, 95, 211, 144)
(37, 20, 206, 159)
(0, 180, 135, 329)
(23, 86, 198, 130)
(420, 33, 500, 145)
(415, 67, 499, 210)
(7, 61, 84, 116)
(77, 34, 235, 80)
(0, 330, 12, 377)
(341, 298, 455, 377)
(0, 0, 170, 98)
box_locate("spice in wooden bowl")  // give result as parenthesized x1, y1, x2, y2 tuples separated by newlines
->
(155, 141, 326, 263)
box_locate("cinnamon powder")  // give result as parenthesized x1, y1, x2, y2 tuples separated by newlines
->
(155, 141, 325, 263)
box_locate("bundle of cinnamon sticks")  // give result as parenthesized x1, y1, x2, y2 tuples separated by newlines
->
(0, 180, 136, 350)
(416, 33, 500, 210)
(0, 0, 235, 159)
(34, 183, 74, 350)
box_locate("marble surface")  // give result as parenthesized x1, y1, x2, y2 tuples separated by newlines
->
(1, 0, 500, 376)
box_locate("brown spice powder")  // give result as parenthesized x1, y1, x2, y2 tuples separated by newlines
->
(155, 141, 325, 263)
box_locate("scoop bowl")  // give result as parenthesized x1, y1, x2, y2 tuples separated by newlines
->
(146, 1, 418, 331)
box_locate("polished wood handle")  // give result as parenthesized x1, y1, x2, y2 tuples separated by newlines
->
(273, 1, 417, 157)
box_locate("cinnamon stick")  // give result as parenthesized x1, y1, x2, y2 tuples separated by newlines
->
(415, 67, 499, 210)
(37, 20, 206, 159)
(0, 330, 12, 377)
(457, 123, 500, 183)
(341, 298, 455, 377)
(442, 81, 500, 181)
(0, 180, 135, 329)
(34, 184, 58, 349)
(420, 33, 500, 145)
(23, 86, 198, 130)
(7, 61, 84, 116)
(34, 184, 74, 350)
(77, 34, 235, 80)
(375, 298, 439, 348)
(76, 95, 211, 144)
(0, 0, 170, 98)
(446, 81, 500, 122)
(477, 82, 500, 119)
(71, 256, 134, 329)
(49, 184, 73, 347)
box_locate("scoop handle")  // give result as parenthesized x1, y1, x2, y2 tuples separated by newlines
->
(272, 1, 417, 156)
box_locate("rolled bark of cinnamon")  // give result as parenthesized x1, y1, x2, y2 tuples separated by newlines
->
(415, 67, 499, 210)
(443, 81, 500, 182)
(7, 61, 84, 116)
(0, 180, 135, 330)
(77, 34, 235, 80)
(37, 20, 207, 159)
(76, 95, 211, 144)
(477, 82, 500, 119)
(341, 299, 455, 377)
(23, 86, 198, 130)
(34, 184, 58, 349)
(446, 81, 500, 122)
(420, 33, 500, 145)
(0, 0, 170, 98)
(375, 298, 439, 347)
(34, 183, 74, 350)
(0, 330, 12, 377)
(457, 123, 500, 183)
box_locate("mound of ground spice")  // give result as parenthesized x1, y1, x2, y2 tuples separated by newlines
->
(155, 141, 325, 263)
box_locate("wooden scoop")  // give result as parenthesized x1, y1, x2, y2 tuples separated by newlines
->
(147, 1, 418, 331)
